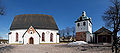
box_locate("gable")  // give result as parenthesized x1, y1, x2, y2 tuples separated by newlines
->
(22, 26, 40, 38)
(94, 27, 112, 34)
(27, 26, 36, 34)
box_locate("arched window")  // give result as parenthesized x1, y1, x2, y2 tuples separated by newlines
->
(42, 32, 45, 41)
(16, 32, 18, 42)
(50, 33, 53, 42)
(77, 23, 80, 27)
(83, 22, 86, 26)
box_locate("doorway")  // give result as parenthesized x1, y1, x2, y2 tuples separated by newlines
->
(29, 37, 34, 44)
(102, 36, 107, 43)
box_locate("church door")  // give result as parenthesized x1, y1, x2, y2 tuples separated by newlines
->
(29, 37, 34, 44)
(102, 36, 107, 43)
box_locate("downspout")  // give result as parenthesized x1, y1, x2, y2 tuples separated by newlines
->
(23, 37, 24, 44)
(39, 36, 40, 44)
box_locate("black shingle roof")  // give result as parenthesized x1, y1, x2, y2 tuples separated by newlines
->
(10, 14, 59, 30)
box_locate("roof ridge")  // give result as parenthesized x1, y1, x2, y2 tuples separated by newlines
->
(16, 14, 53, 17)
(94, 26, 112, 33)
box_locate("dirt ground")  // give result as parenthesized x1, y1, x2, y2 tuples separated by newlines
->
(0, 44, 113, 53)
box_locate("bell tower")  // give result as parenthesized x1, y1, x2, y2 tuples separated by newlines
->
(75, 11, 92, 42)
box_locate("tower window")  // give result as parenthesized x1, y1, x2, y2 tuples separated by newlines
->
(77, 23, 80, 27)
(80, 17, 82, 20)
(83, 22, 86, 26)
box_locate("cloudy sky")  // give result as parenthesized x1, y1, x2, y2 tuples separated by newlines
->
(0, 0, 113, 39)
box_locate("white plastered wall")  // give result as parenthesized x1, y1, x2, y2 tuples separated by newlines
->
(9, 29, 59, 44)
(75, 20, 93, 42)
(36, 29, 59, 43)
(23, 32, 39, 44)
(9, 29, 27, 44)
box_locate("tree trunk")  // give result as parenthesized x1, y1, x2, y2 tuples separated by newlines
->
(113, 31, 118, 53)
(73, 33, 74, 42)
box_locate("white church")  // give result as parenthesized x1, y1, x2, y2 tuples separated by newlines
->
(8, 14, 59, 44)
(75, 11, 93, 42)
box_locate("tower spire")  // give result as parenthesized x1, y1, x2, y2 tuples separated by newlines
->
(82, 11, 86, 16)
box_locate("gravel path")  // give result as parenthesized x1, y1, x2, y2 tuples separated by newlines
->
(0, 44, 112, 53)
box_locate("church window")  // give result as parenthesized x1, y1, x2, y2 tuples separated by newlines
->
(16, 32, 18, 42)
(30, 31, 33, 34)
(30, 32, 32, 34)
(42, 32, 45, 41)
(77, 23, 80, 27)
(83, 22, 86, 26)
(50, 33, 53, 42)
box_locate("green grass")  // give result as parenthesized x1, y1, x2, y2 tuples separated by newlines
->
(9, 43, 23, 45)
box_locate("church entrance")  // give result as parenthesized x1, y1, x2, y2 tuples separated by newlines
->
(29, 37, 34, 44)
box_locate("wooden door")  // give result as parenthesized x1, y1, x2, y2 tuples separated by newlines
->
(29, 37, 34, 44)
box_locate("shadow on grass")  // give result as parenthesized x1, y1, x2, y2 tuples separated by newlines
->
(0, 45, 14, 53)
(54, 44, 112, 52)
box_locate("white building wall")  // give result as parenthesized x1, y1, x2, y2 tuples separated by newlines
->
(24, 32, 39, 44)
(86, 33, 90, 42)
(9, 29, 59, 44)
(36, 29, 58, 43)
(56, 35, 59, 43)
(87, 21, 92, 33)
(76, 21, 90, 32)
(75, 20, 92, 42)
(9, 29, 27, 44)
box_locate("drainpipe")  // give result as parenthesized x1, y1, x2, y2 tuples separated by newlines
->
(23, 37, 24, 44)
(39, 36, 40, 44)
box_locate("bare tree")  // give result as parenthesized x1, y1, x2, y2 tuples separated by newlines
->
(58, 30, 62, 37)
(102, 0, 120, 53)
(0, 0, 5, 15)
(65, 27, 71, 37)
(0, 7, 5, 15)
(0, 0, 6, 39)
(62, 29, 66, 37)
(71, 26, 75, 41)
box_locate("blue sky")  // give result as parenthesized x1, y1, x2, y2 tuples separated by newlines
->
(0, 0, 112, 39)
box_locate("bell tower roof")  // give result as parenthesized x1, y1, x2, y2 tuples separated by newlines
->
(82, 11, 86, 16)
(75, 11, 92, 24)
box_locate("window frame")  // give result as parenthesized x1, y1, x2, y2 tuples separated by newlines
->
(42, 32, 45, 41)
(50, 33, 53, 42)
(16, 32, 18, 42)
(83, 22, 86, 26)
(77, 23, 80, 27)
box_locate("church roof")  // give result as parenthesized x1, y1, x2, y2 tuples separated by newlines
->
(94, 27, 112, 34)
(10, 14, 59, 30)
